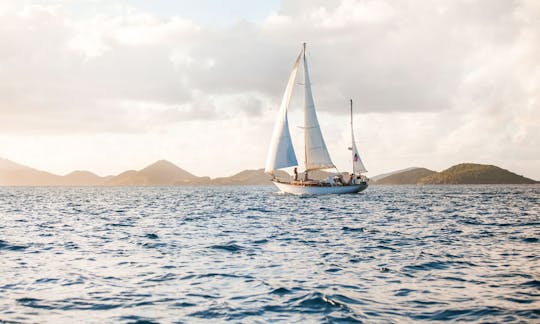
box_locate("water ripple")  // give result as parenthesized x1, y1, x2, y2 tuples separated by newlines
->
(0, 185, 539, 322)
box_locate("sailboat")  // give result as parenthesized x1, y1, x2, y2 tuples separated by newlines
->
(265, 43, 369, 195)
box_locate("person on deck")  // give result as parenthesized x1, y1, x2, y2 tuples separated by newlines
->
(293, 167, 298, 181)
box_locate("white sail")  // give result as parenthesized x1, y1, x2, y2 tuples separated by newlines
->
(351, 133, 367, 174)
(350, 100, 367, 174)
(264, 50, 303, 173)
(303, 48, 335, 171)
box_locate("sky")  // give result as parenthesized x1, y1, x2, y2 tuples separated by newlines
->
(0, 0, 539, 179)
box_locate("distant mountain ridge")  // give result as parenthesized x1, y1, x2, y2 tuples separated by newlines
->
(104, 160, 204, 186)
(370, 167, 419, 182)
(374, 168, 436, 185)
(0, 158, 537, 186)
(0, 158, 279, 186)
(0, 158, 32, 171)
(373, 163, 537, 185)
(63, 171, 107, 186)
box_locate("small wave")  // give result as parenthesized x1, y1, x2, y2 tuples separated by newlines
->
(411, 299, 447, 306)
(403, 261, 451, 272)
(17, 297, 53, 310)
(186, 293, 219, 299)
(18, 296, 123, 311)
(410, 306, 507, 321)
(270, 287, 292, 295)
(188, 307, 228, 319)
(209, 242, 244, 252)
(171, 301, 197, 308)
(64, 241, 79, 250)
(375, 245, 397, 251)
(324, 314, 364, 322)
(0, 240, 28, 251)
(109, 222, 133, 227)
(35, 278, 59, 284)
(501, 296, 534, 304)
(394, 288, 415, 296)
(301, 227, 321, 233)
(188, 304, 264, 322)
(18, 297, 124, 311)
(141, 242, 166, 249)
(441, 276, 467, 282)
(348, 258, 361, 263)
(291, 292, 352, 313)
(330, 293, 364, 306)
(342, 226, 365, 232)
(191, 273, 253, 280)
(118, 315, 159, 324)
(521, 279, 540, 288)
(246, 207, 271, 213)
(146, 273, 176, 282)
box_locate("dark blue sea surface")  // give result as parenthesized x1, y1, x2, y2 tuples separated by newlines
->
(0, 185, 539, 323)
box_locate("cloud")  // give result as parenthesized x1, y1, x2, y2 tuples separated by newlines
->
(2, 1, 537, 121)
(0, 0, 538, 178)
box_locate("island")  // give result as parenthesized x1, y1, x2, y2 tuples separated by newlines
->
(373, 163, 537, 185)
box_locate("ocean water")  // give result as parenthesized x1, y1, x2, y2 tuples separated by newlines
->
(0, 185, 539, 323)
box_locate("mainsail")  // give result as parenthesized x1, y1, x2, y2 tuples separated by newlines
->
(350, 99, 367, 174)
(264, 50, 303, 173)
(302, 46, 335, 171)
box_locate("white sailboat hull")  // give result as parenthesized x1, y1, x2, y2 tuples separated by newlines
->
(272, 181, 368, 195)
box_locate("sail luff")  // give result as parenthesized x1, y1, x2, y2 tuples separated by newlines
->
(302, 44, 335, 171)
(264, 50, 303, 173)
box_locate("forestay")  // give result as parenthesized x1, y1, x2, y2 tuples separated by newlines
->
(264, 50, 303, 173)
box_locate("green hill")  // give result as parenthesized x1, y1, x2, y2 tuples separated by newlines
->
(375, 167, 436, 185)
(371, 167, 418, 182)
(418, 163, 537, 184)
(211, 169, 290, 185)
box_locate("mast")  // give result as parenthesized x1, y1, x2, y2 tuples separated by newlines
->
(350, 99, 354, 175)
(303, 42, 308, 178)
